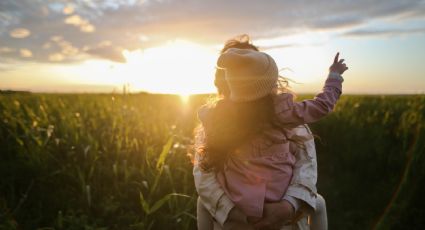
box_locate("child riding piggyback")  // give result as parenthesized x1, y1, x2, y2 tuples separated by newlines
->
(194, 35, 348, 230)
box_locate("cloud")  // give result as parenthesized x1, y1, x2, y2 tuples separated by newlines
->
(86, 46, 126, 63)
(19, 48, 33, 58)
(64, 14, 95, 33)
(48, 53, 65, 62)
(0, 0, 424, 64)
(0, 47, 15, 53)
(63, 5, 75, 15)
(9, 28, 31, 38)
(343, 27, 425, 37)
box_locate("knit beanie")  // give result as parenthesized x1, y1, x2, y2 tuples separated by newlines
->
(217, 48, 278, 102)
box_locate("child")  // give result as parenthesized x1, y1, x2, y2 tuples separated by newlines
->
(194, 38, 347, 229)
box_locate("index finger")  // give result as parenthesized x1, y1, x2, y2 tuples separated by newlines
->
(334, 52, 340, 64)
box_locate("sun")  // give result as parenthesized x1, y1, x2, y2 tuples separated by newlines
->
(120, 40, 218, 95)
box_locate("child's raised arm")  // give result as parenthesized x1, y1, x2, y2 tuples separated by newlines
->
(274, 53, 348, 126)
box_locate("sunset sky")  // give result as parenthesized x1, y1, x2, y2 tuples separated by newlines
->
(1, 0, 425, 95)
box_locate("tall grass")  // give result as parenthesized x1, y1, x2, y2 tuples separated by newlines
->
(0, 93, 424, 229)
(307, 95, 425, 229)
(0, 94, 198, 229)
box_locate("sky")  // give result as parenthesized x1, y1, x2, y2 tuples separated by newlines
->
(1, 0, 425, 95)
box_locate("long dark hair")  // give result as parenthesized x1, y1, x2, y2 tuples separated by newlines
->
(197, 35, 292, 172)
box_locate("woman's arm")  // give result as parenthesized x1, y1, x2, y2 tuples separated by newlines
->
(193, 152, 235, 226)
(193, 124, 234, 226)
(284, 124, 318, 212)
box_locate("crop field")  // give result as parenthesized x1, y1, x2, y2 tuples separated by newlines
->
(0, 93, 424, 229)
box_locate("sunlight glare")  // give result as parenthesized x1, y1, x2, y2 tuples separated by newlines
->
(56, 40, 218, 94)
(121, 40, 217, 94)
(179, 93, 191, 104)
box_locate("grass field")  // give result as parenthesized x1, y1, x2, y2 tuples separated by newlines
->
(1, 93, 424, 229)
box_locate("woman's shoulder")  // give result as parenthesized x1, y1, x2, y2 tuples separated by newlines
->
(197, 104, 211, 124)
(290, 124, 314, 141)
(197, 99, 230, 123)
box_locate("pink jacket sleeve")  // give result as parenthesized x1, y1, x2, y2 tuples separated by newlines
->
(274, 74, 343, 126)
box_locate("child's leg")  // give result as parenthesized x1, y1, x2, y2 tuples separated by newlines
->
(197, 196, 214, 230)
(310, 194, 328, 230)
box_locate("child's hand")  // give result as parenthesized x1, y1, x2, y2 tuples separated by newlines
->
(329, 52, 348, 75)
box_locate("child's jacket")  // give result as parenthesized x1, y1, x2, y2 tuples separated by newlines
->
(196, 75, 342, 218)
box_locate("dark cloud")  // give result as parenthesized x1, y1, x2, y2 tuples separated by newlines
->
(0, 0, 424, 64)
(343, 27, 425, 37)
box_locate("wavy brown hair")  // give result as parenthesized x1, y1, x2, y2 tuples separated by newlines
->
(198, 35, 292, 172)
